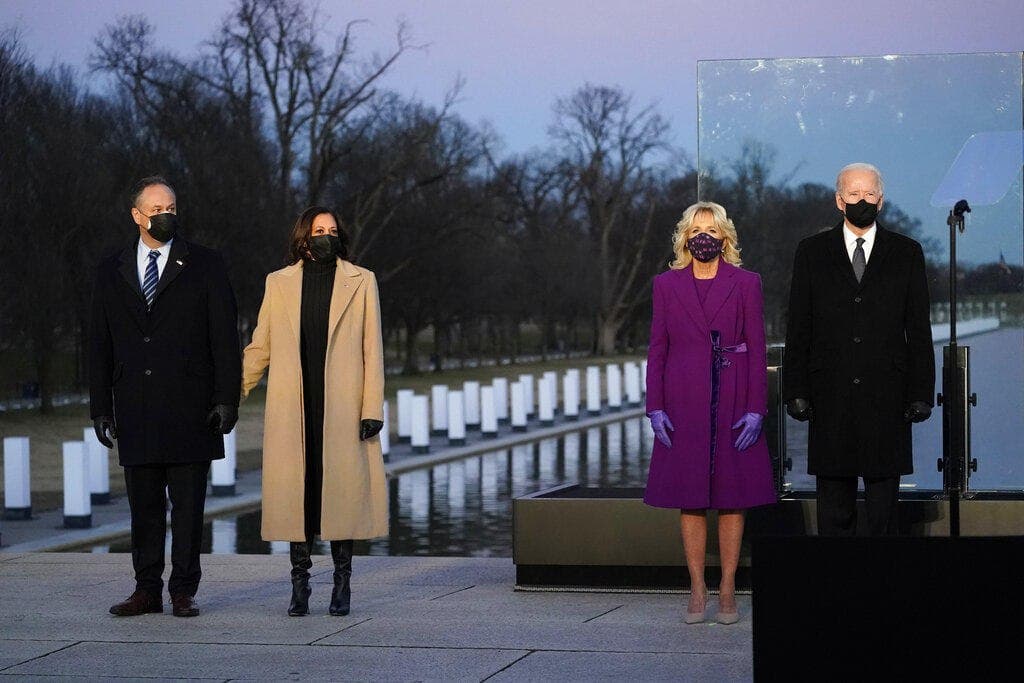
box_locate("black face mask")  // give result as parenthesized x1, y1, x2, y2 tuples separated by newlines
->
(307, 234, 342, 261)
(147, 212, 178, 243)
(843, 199, 879, 228)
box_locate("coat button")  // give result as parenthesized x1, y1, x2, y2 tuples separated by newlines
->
(853, 377, 861, 384)
(145, 369, 152, 376)
(853, 337, 862, 343)
(854, 296, 862, 303)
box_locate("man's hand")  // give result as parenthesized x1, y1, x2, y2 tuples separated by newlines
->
(786, 398, 813, 422)
(360, 419, 384, 441)
(93, 416, 117, 448)
(206, 404, 239, 434)
(648, 410, 674, 448)
(903, 401, 932, 423)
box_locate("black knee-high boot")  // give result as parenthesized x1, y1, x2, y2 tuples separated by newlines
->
(288, 540, 313, 616)
(329, 540, 353, 616)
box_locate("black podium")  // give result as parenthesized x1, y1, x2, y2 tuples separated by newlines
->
(751, 535, 1024, 679)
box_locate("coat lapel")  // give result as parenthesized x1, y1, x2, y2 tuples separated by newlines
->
(827, 224, 861, 292)
(702, 261, 740, 327)
(667, 267, 709, 334)
(149, 238, 190, 305)
(857, 223, 893, 291)
(116, 239, 148, 330)
(277, 261, 303, 342)
(327, 259, 363, 348)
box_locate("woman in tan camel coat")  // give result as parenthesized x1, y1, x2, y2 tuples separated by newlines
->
(242, 206, 387, 617)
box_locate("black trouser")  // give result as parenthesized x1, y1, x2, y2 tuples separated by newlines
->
(816, 475, 899, 536)
(123, 461, 210, 596)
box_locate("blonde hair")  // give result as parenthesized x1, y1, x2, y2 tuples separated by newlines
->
(669, 201, 742, 269)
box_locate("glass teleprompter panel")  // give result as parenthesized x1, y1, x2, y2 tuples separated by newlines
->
(697, 53, 1023, 492)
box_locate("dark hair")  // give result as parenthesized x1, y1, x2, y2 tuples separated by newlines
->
(285, 205, 350, 265)
(130, 175, 175, 208)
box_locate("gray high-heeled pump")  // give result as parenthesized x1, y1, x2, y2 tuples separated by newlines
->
(717, 595, 740, 624)
(684, 588, 707, 624)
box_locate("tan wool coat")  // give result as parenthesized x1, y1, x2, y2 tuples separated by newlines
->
(242, 258, 388, 541)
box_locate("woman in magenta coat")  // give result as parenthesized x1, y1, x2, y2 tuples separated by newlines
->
(644, 201, 776, 625)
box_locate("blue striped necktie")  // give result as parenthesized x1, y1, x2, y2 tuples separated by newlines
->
(143, 250, 160, 309)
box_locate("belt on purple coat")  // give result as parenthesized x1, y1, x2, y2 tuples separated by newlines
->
(709, 331, 748, 475)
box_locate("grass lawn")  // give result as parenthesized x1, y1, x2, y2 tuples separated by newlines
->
(1, 354, 644, 511)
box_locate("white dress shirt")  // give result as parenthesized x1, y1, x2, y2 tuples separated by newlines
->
(843, 223, 876, 264)
(136, 236, 174, 289)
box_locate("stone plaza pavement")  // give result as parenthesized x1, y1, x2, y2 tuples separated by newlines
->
(0, 552, 752, 681)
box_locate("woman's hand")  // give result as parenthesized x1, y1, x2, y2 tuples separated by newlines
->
(360, 419, 384, 441)
(648, 410, 674, 448)
(732, 412, 763, 451)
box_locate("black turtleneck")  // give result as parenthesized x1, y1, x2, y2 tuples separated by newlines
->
(299, 256, 336, 538)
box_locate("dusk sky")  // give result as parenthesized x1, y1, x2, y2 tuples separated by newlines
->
(4, 0, 1023, 261)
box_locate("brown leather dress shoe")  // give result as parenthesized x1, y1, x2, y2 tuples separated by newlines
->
(170, 593, 199, 617)
(109, 589, 163, 616)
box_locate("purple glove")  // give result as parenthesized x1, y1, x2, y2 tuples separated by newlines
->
(732, 412, 763, 451)
(648, 410, 674, 448)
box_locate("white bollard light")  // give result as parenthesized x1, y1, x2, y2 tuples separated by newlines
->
(447, 390, 467, 446)
(563, 370, 580, 421)
(606, 363, 623, 411)
(411, 395, 431, 454)
(211, 430, 237, 496)
(380, 400, 391, 459)
(543, 371, 558, 414)
(211, 518, 237, 554)
(463, 381, 481, 430)
(586, 366, 602, 415)
(62, 441, 91, 528)
(492, 377, 510, 423)
(397, 389, 415, 443)
(83, 427, 112, 504)
(3, 436, 31, 520)
(538, 375, 555, 426)
(518, 374, 535, 417)
(624, 361, 642, 407)
(511, 381, 528, 432)
(431, 385, 449, 436)
(480, 386, 498, 438)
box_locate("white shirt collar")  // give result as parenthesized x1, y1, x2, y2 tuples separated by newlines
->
(843, 223, 876, 262)
(137, 235, 174, 259)
(136, 235, 174, 287)
(843, 222, 876, 246)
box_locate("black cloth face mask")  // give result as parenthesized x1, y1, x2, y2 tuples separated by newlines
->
(844, 199, 879, 228)
(307, 234, 342, 261)
(147, 212, 178, 243)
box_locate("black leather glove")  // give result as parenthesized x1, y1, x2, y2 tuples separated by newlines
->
(206, 404, 239, 434)
(360, 419, 384, 441)
(903, 401, 932, 423)
(786, 398, 813, 422)
(93, 416, 117, 448)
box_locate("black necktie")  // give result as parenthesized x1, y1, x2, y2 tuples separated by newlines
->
(852, 237, 866, 283)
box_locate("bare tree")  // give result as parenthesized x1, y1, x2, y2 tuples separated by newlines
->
(550, 84, 672, 354)
(1, 32, 127, 410)
(204, 0, 416, 209)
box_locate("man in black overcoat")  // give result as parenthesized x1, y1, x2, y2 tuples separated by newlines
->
(783, 163, 935, 536)
(90, 176, 241, 616)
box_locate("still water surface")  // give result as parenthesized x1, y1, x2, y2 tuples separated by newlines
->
(98, 418, 654, 557)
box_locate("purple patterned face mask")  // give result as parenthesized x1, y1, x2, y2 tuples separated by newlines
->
(687, 232, 724, 263)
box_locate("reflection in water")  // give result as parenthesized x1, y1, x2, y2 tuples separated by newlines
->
(98, 418, 654, 557)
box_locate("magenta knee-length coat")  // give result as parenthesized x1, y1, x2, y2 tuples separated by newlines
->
(643, 262, 777, 510)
